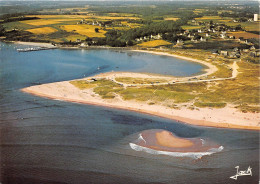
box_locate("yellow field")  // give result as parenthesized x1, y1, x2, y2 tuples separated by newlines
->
(22, 19, 62, 26)
(26, 27, 58, 34)
(61, 25, 106, 37)
(108, 13, 138, 17)
(193, 9, 206, 14)
(106, 27, 129, 30)
(227, 31, 259, 39)
(195, 16, 222, 20)
(182, 25, 202, 30)
(93, 16, 140, 20)
(120, 21, 142, 28)
(138, 40, 172, 47)
(164, 17, 179, 21)
(25, 15, 88, 19)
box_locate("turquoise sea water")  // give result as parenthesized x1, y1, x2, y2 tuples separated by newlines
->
(0, 42, 259, 184)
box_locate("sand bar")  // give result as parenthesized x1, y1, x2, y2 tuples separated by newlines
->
(131, 129, 222, 153)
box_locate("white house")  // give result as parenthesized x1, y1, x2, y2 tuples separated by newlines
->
(254, 14, 258, 21)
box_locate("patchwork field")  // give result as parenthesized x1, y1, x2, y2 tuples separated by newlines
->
(195, 16, 233, 23)
(226, 22, 260, 32)
(61, 25, 106, 37)
(26, 27, 58, 34)
(227, 31, 259, 39)
(22, 19, 62, 26)
(195, 16, 223, 20)
(181, 25, 203, 30)
(26, 15, 88, 19)
(164, 17, 179, 21)
(138, 40, 172, 47)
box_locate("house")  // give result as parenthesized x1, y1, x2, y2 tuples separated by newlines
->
(177, 39, 183, 44)
(220, 34, 225, 39)
(220, 50, 228, 56)
(80, 42, 87, 47)
(228, 51, 240, 58)
(200, 37, 206, 42)
(250, 46, 255, 50)
(76, 39, 81, 43)
(233, 47, 239, 52)
(205, 33, 210, 37)
(254, 14, 258, 22)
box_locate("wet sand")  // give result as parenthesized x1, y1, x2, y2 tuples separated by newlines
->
(131, 129, 222, 153)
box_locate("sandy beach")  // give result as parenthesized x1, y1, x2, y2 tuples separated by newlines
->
(21, 78, 260, 131)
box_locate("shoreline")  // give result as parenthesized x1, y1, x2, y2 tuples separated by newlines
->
(12, 41, 56, 48)
(21, 81, 260, 131)
(13, 41, 259, 131)
(131, 50, 218, 78)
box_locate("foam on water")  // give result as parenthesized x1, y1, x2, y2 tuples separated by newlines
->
(129, 143, 224, 159)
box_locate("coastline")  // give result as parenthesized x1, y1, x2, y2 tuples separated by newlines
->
(13, 41, 56, 48)
(14, 41, 259, 131)
(21, 80, 260, 131)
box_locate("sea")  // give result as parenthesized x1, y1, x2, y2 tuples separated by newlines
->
(0, 42, 259, 184)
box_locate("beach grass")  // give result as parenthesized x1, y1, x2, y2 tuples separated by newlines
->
(70, 80, 97, 89)
(194, 102, 227, 108)
(115, 77, 168, 84)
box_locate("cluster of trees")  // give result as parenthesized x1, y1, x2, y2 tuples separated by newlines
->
(0, 15, 39, 23)
(0, 24, 5, 36)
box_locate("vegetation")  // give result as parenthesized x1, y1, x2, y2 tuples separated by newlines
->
(1, 1, 259, 112)
(115, 77, 168, 84)
(26, 27, 58, 34)
(138, 40, 172, 47)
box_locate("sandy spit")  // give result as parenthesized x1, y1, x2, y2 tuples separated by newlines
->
(21, 80, 260, 131)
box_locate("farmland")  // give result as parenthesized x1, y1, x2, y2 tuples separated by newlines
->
(195, 16, 234, 23)
(226, 31, 259, 39)
(164, 17, 179, 21)
(22, 19, 62, 26)
(138, 40, 172, 47)
(26, 27, 58, 34)
(61, 25, 106, 38)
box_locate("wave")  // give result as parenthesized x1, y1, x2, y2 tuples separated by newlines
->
(129, 143, 224, 159)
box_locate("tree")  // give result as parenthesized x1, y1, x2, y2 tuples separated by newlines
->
(95, 28, 99, 33)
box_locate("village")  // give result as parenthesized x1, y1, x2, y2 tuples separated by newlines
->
(70, 13, 259, 60)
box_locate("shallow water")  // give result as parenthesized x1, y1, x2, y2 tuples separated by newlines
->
(0, 42, 259, 184)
